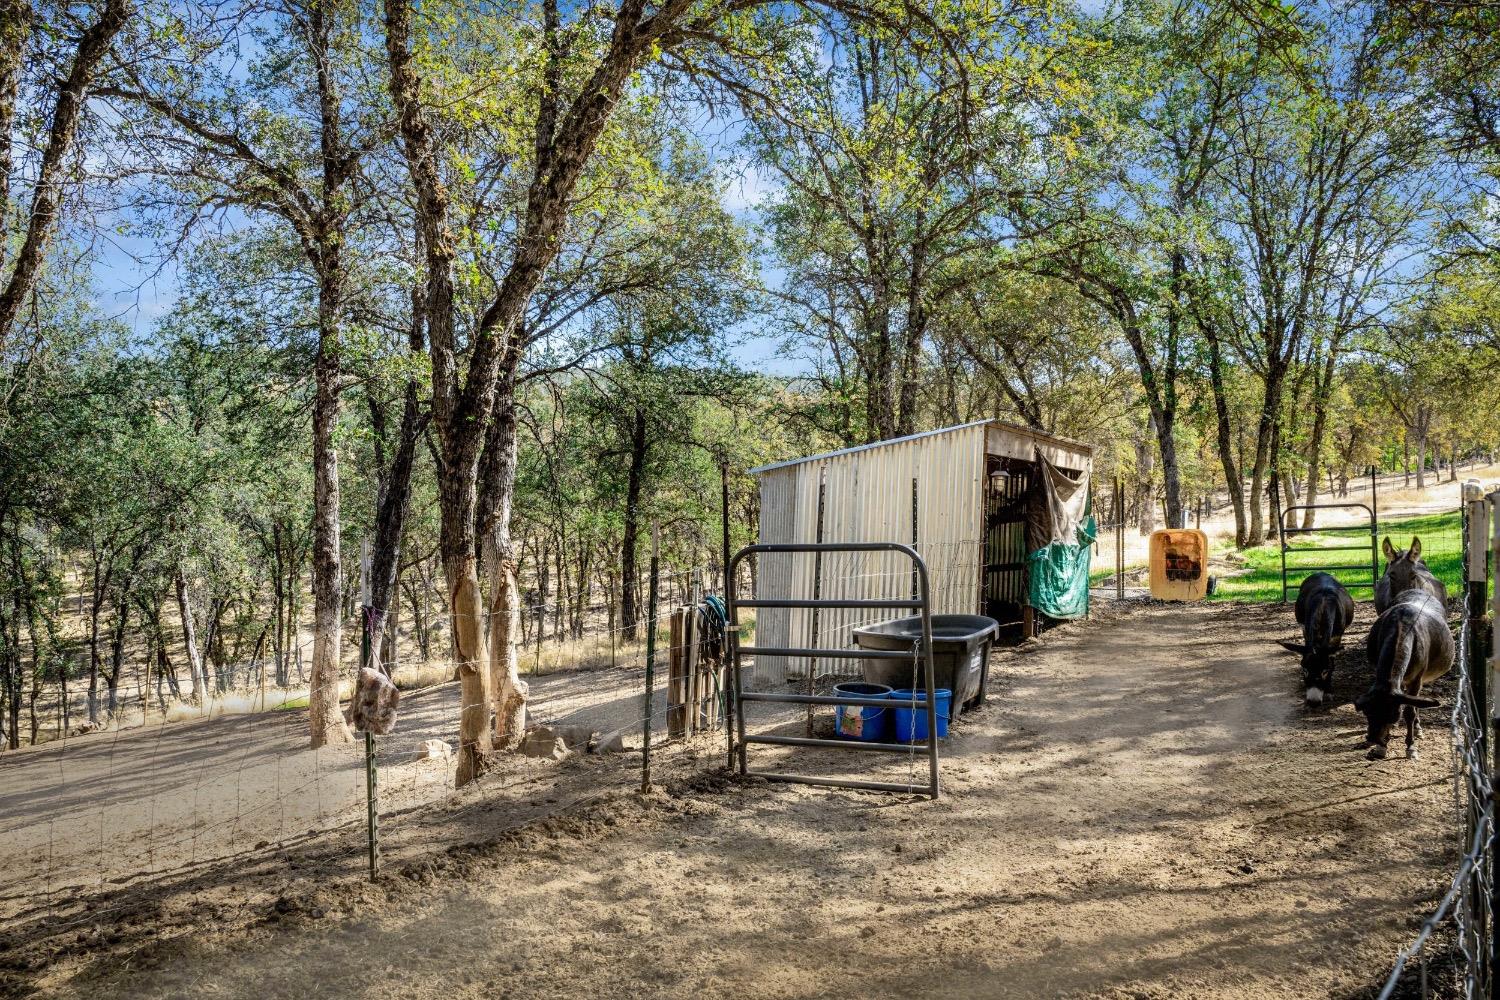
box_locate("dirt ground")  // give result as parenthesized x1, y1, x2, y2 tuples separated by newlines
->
(0, 600, 1463, 1000)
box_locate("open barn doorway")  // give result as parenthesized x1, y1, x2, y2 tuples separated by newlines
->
(983, 454, 1033, 633)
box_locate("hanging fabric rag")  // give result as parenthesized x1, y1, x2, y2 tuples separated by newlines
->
(1024, 447, 1096, 620)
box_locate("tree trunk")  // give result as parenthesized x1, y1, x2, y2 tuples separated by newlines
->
(1202, 319, 1247, 546)
(443, 484, 492, 785)
(271, 530, 288, 687)
(1413, 413, 1428, 489)
(1135, 416, 1157, 536)
(366, 314, 425, 673)
(157, 638, 180, 699)
(0, 0, 31, 261)
(385, 0, 675, 785)
(27, 657, 40, 745)
(19, 578, 42, 745)
(1246, 362, 1287, 547)
(87, 562, 104, 724)
(0, 0, 131, 353)
(307, 272, 350, 748)
(0, 599, 15, 749)
(385, 578, 400, 674)
(1301, 353, 1336, 530)
(174, 568, 206, 700)
(895, 243, 928, 438)
(304, 0, 355, 747)
(1271, 420, 1291, 543)
(106, 597, 128, 715)
(619, 406, 648, 640)
(482, 390, 527, 748)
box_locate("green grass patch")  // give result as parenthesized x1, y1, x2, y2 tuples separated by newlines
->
(274, 695, 310, 711)
(1209, 511, 1462, 603)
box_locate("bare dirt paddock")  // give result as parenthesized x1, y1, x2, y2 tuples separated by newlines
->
(0, 601, 1463, 1000)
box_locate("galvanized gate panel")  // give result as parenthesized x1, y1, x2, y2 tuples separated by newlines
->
(729, 541, 941, 798)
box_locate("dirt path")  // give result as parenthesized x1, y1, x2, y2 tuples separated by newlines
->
(0, 600, 1460, 1000)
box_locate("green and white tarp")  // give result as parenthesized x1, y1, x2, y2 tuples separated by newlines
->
(1025, 448, 1094, 619)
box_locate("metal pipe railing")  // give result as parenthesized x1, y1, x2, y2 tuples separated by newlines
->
(726, 541, 941, 799)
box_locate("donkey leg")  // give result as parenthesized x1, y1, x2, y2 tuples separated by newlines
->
(1403, 705, 1419, 760)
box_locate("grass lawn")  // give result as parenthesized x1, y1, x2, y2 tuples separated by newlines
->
(1208, 510, 1464, 603)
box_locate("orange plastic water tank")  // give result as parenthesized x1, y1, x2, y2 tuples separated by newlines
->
(1149, 529, 1209, 601)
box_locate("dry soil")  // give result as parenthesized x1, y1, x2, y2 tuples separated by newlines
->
(0, 600, 1463, 1000)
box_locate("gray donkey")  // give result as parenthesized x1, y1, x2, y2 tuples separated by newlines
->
(1374, 536, 1448, 613)
(1357, 590, 1453, 760)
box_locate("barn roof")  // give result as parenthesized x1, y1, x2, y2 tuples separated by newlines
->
(747, 419, 1093, 476)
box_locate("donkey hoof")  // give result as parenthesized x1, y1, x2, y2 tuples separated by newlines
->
(1406, 747, 1419, 761)
(1367, 745, 1388, 761)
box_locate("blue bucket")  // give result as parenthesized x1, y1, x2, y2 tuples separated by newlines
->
(833, 682, 893, 742)
(889, 688, 952, 743)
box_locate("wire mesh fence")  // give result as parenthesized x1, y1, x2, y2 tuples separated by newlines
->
(1376, 485, 1497, 1000)
(0, 560, 733, 929)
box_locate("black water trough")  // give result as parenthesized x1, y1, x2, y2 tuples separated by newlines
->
(851, 614, 999, 713)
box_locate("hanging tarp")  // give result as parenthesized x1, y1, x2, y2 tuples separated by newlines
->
(1026, 448, 1094, 619)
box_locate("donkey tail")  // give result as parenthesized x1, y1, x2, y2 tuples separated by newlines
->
(1389, 616, 1416, 691)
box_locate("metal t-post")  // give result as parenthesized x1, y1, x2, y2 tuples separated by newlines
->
(359, 544, 378, 882)
(1486, 486, 1500, 1000)
(721, 460, 731, 597)
(1115, 478, 1124, 601)
(1463, 484, 1488, 974)
(365, 728, 378, 880)
(1465, 485, 1488, 771)
(641, 528, 660, 792)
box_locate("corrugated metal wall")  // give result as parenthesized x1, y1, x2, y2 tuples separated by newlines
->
(752, 424, 986, 684)
(753, 465, 800, 680)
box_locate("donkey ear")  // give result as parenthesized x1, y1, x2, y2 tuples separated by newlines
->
(1278, 641, 1308, 655)
(1382, 537, 1397, 561)
(1408, 537, 1422, 560)
(1393, 693, 1440, 709)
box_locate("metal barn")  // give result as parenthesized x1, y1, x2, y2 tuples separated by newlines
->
(749, 420, 1094, 683)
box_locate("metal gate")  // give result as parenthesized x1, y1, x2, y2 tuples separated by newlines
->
(983, 456, 1032, 627)
(726, 541, 941, 798)
(1278, 502, 1379, 602)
